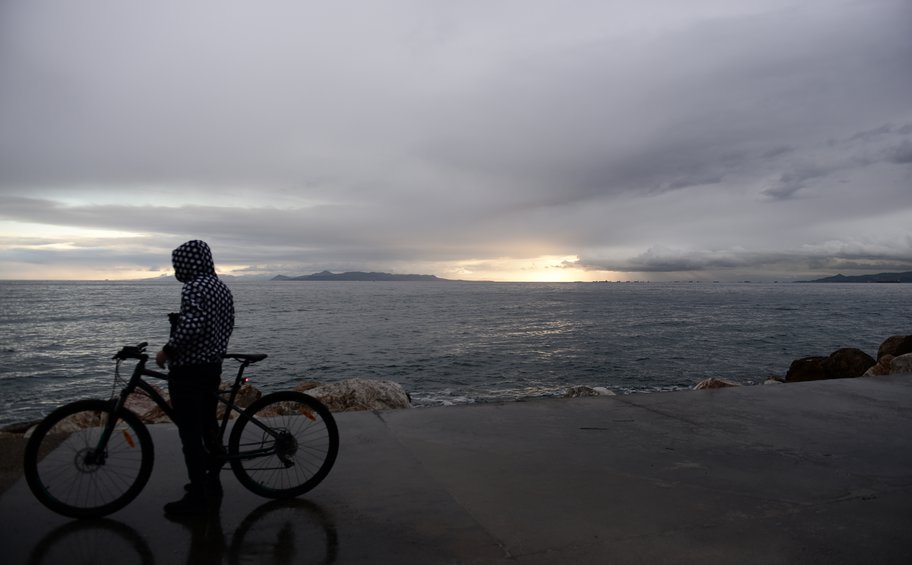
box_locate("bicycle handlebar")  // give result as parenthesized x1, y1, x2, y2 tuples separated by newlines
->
(113, 342, 148, 360)
(112, 342, 267, 365)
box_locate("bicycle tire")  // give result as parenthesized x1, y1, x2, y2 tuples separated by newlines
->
(24, 399, 154, 518)
(228, 391, 339, 499)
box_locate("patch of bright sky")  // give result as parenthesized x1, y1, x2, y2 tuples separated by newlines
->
(30, 185, 328, 209)
(0, 220, 146, 242)
(443, 255, 621, 282)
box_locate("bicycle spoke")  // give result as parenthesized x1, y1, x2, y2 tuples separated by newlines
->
(228, 392, 338, 499)
(25, 400, 154, 518)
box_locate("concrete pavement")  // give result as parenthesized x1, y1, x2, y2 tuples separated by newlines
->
(1, 375, 911, 564)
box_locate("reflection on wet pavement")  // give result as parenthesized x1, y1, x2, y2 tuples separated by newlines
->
(28, 499, 337, 565)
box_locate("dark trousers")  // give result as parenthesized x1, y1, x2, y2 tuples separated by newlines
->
(168, 363, 223, 493)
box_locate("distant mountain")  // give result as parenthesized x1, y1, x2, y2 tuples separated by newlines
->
(801, 271, 912, 283)
(271, 270, 449, 282)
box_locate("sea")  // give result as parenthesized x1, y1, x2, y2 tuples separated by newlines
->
(0, 280, 908, 426)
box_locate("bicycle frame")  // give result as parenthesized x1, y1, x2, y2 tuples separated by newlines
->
(96, 346, 282, 463)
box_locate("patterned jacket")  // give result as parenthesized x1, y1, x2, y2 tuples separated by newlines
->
(163, 240, 235, 367)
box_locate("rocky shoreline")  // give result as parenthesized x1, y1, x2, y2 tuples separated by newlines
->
(2, 334, 910, 495)
(691, 334, 912, 390)
(3, 335, 911, 432)
(3, 335, 911, 433)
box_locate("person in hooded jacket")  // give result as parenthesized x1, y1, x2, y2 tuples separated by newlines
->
(156, 240, 234, 516)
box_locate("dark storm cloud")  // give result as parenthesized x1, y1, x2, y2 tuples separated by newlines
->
(0, 0, 911, 280)
(417, 1, 912, 203)
(886, 140, 912, 164)
(575, 244, 912, 277)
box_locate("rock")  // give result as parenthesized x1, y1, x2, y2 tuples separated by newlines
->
(763, 376, 785, 385)
(305, 378, 411, 412)
(693, 378, 740, 390)
(230, 383, 263, 408)
(877, 335, 912, 360)
(125, 385, 167, 419)
(294, 381, 322, 392)
(22, 405, 129, 438)
(252, 400, 319, 418)
(787, 349, 875, 382)
(565, 386, 597, 397)
(216, 383, 262, 419)
(786, 356, 828, 382)
(140, 405, 172, 424)
(864, 353, 912, 377)
(864, 355, 894, 377)
(123, 385, 179, 424)
(891, 353, 912, 374)
(0, 420, 41, 434)
(46, 411, 105, 436)
(565, 386, 615, 397)
(821, 348, 876, 379)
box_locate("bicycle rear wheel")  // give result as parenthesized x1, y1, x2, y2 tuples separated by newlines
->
(24, 399, 154, 518)
(228, 391, 339, 499)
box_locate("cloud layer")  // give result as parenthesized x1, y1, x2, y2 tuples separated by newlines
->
(1, 0, 911, 280)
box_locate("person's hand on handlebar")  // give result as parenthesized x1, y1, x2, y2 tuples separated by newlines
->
(155, 350, 168, 369)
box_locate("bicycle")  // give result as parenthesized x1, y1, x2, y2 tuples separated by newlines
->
(23, 342, 340, 519)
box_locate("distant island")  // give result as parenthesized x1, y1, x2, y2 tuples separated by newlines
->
(272, 271, 449, 282)
(801, 271, 912, 283)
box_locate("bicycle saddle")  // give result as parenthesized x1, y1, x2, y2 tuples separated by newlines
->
(224, 353, 268, 363)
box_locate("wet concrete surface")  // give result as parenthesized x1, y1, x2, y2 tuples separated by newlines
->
(1, 375, 911, 564)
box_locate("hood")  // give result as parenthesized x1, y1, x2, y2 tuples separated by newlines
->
(172, 240, 216, 283)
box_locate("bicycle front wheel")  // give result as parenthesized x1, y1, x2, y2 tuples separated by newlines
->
(228, 391, 339, 499)
(24, 399, 154, 518)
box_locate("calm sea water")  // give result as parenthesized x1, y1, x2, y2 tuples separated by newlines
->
(0, 280, 908, 425)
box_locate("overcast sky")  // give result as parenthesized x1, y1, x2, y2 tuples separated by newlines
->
(1, 0, 910, 282)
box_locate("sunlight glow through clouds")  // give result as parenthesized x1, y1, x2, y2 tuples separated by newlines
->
(445, 255, 619, 282)
(0, 221, 147, 242)
(24, 186, 325, 210)
(0, 221, 160, 280)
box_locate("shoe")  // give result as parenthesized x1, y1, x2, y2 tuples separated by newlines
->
(163, 493, 211, 517)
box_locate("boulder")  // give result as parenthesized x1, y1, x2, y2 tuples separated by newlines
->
(864, 355, 894, 377)
(877, 335, 912, 360)
(33, 411, 103, 437)
(140, 405, 172, 424)
(787, 349, 875, 382)
(891, 353, 912, 374)
(890, 353, 912, 375)
(305, 378, 411, 412)
(216, 383, 262, 420)
(693, 378, 740, 390)
(294, 381, 322, 393)
(1, 420, 41, 434)
(565, 386, 616, 397)
(125, 384, 167, 418)
(229, 383, 263, 408)
(821, 348, 876, 379)
(786, 356, 828, 382)
(123, 385, 177, 424)
(863, 353, 912, 377)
